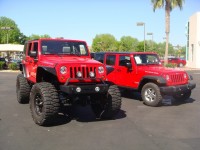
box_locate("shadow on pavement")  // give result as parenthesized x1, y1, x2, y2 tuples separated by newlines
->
(47, 105, 126, 127)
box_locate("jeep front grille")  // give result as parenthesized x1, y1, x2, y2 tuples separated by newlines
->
(170, 73, 184, 84)
(70, 66, 96, 78)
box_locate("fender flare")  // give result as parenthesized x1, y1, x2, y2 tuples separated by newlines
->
(138, 75, 167, 90)
(106, 65, 114, 75)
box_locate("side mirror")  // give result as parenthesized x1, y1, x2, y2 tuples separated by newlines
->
(126, 62, 132, 71)
(29, 51, 37, 58)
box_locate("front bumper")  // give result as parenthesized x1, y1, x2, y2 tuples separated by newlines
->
(60, 84, 108, 95)
(160, 82, 196, 95)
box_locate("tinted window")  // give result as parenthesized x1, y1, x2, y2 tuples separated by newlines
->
(119, 55, 131, 66)
(94, 53, 104, 63)
(41, 40, 88, 56)
(106, 55, 116, 65)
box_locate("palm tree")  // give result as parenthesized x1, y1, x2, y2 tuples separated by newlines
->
(151, 0, 184, 65)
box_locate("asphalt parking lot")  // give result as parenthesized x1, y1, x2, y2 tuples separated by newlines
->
(0, 70, 200, 150)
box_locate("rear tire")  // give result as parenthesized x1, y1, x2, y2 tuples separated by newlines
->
(16, 74, 31, 104)
(91, 85, 121, 119)
(141, 83, 162, 107)
(30, 82, 60, 126)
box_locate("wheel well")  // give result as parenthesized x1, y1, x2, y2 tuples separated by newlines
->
(36, 67, 58, 85)
(138, 79, 159, 92)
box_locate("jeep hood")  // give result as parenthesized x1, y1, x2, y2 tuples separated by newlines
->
(137, 65, 185, 76)
(39, 56, 103, 67)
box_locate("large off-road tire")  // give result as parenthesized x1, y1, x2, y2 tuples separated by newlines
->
(91, 85, 121, 119)
(173, 90, 191, 101)
(141, 83, 162, 107)
(16, 74, 31, 104)
(30, 82, 60, 126)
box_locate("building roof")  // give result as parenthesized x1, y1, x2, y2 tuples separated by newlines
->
(0, 44, 24, 52)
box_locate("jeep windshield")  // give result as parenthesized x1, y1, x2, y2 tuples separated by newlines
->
(41, 40, 88, 56)
(134, 54, 160, 65)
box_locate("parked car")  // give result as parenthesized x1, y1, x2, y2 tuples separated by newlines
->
(8, 59, 21, 69)
(0, 57, 7, 69)
(160, 57, 186, 67)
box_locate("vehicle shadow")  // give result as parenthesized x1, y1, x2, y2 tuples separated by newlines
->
(47, 105, 126, 126)
(70, 105, 127, 123)
(120, 89, 196, 107)
(121, 89, 142, 101)
(169, 98, 196, 106)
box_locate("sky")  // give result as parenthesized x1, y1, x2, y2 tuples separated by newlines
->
(0, 0, 199, 46)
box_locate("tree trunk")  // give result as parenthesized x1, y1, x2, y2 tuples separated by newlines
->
(164, 0, 170, 66)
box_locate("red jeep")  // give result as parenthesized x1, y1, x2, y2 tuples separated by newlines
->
(16, 38, 121, 126)
(93, 52, 196, 107)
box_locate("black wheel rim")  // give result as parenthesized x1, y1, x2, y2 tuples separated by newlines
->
(34, 93, 43, 116)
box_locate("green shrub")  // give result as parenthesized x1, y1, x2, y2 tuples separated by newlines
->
(0, 62, 5, 70)
(165, 63, 177, 68)
(8, 62, 18, 70)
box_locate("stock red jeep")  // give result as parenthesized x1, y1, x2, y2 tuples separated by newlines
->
(16, 38, 121, 126)
(93, 52, 196, 107)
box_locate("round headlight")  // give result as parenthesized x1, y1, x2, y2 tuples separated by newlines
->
(89, 71, 95, 78)
(76, 71, 82, 78)
(98, 66, 104, 74)
(165, 75, 170, 81)
(60, 66, 67, 74)
(184, 73, 188, 79)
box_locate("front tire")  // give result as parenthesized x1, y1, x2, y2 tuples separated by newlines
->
(30, 82, 60, 126)
(91, 85, 121, 119)
(16, 74, 31, 104)
(141, 83, 162, 107)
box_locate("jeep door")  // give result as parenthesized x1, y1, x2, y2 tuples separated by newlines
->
(24, 41, 38, 82)
(114, 54, 133, 87)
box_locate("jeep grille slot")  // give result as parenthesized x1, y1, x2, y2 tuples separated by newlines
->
(170, 74, 184, 83)
(70, 66, 96, 78)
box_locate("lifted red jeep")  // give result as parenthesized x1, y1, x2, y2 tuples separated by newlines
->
(93, 52, 196, 107)
(16, 38, 121, 126)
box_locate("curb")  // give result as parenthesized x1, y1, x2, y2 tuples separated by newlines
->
(0, 70, 20, 72)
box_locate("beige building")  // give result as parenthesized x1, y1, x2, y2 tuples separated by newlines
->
(187, 12, 200, 68)
(0, 44, 24, 59)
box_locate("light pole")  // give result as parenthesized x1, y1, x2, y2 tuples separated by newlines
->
(0, 26, 14, 44)
(137, 22, 145, 52)
(147, 32, 153, 49)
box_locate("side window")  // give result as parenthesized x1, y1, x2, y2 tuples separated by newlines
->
(27, 43, 32, 56)
(33, 42, 38, 57)
(94, 54, 104, 63)
(119, 55, 131, 66)
(106, 55, 116, 66)
(23, 42, 28, 56)
(33, 42, 38, 52)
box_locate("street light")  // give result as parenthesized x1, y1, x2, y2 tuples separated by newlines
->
(0, 26, 14, 44)
(147, 32, 153, 49)
(136, 22, 145, 52)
